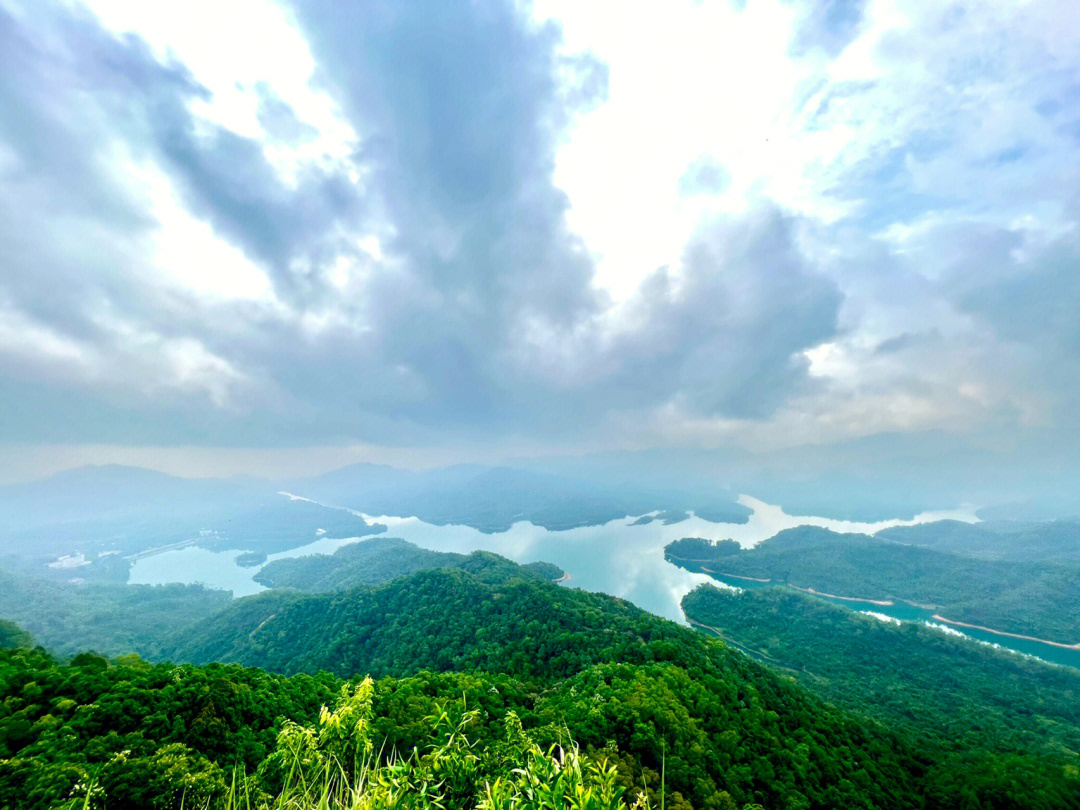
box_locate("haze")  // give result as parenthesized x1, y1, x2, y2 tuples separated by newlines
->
(2, 0, 1079, 519)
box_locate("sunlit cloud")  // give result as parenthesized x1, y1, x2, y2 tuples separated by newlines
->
(1, 0, 1078, 490)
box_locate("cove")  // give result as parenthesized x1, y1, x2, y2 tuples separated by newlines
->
(128, 493, 976, 624)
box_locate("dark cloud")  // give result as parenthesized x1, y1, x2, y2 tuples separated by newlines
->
(155, 116, 365, 300)
(0, 2, 367, 309)
(255, 84, 319, 143)
(0, 0, 846, 448)
(948, 225, 1080, 418)
(289, 1, 602, 321)
(595, 208, 842, 419)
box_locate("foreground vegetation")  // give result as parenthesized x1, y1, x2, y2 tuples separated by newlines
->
(4, 540, 1079, 808)
(1, 637, 919, 809)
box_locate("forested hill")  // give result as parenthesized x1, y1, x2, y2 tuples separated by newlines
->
(0, 619, 32, 650)
(666, 528, 1080, 643)
(0, 541, 558, 659)
(0, 570, 231, 659)
(1, 587, 930, 810)
(876, 518, 1080, 564)
(4, 551, 1080, 808)
(682, 585, 1080, 761)
(254, 536, 563, 591)
(172, 566, 758, 678)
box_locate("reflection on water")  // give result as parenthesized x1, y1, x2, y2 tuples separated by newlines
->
(128, 493, 977, 623)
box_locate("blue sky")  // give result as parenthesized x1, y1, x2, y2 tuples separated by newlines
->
(1, 0, 1079, 483)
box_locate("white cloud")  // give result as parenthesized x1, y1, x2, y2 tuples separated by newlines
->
(122, 150, 276, 302)
(0, 300, 93, 373)
(77, 0, 355, 151)
(3, 0, 1080, 476)
(534, 0, 815, 300)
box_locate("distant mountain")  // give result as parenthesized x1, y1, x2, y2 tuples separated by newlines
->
(0, 464, 271, 532)
(878, 518, 1080, 565)
(290, 461, 750, 531)
(0, 466, 384, 584)
(1, 461, 750, 566)
(192, 498, 383, 555)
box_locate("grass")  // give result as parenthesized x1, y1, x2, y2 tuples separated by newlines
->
(64, 678, 653, 810)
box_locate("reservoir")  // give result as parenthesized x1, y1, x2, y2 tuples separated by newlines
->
(128, 491, 1080, 668)
(129, 491, 977, 625)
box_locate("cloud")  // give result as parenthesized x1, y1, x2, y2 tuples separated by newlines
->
(790, 0, 867, 56)
(2, 0, 1079, 494)
(678, 159, 730, 196)
(595, 208, 841, 419)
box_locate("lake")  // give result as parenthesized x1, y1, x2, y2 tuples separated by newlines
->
(127, 492, 1080, 667)
(129, 492, 975, 622)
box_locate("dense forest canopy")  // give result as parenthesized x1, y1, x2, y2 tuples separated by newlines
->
(253, 537, 563, 592)
(682, 585, 1080, 759)
(3, 544, 1080, 809)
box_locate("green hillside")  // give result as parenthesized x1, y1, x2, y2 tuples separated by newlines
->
(0, 571, 230, 658)
(877, 519, 1080, 564)
(666, 529, 1080, 643)
(0, 592, 926, 810)
(0, 542, 560, 659)
(4, 547, 1079, 808)
(682, 585, 1080, 759)
(254, 537, 563, 591)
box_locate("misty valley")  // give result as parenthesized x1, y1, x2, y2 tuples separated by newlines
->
(6, 0, 1080, 807)
(2, 463, 1080, 809)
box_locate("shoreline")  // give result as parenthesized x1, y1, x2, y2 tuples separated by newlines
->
(788, 584, 894, 607)
(703, 570, 772, 583)
(930, 615, 1080, 650)
(902, 599, 939, 610)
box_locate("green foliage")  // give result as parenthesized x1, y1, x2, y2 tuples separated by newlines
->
(0, 620, 32, 651)
(171, 568, 718, 677)
(236, 552, 268, 568)
(683, 585, 1080, 755)
(0, 571, 926, 810)
(665, 538, 740, 562)
(0, 570, 230, 659)
(0, 646, 338, 809)
(667, 527, 1080, 643)
(238, 679, 634, 810)
(254, 538, 562, 592)
(3, 550, 1076, 808)
(682, 585, 1080, 808)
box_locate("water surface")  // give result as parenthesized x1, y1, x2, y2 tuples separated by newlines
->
(129, 493, 976, 622)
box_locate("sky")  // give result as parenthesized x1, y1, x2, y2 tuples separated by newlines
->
(1, 0, 1079, 486)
